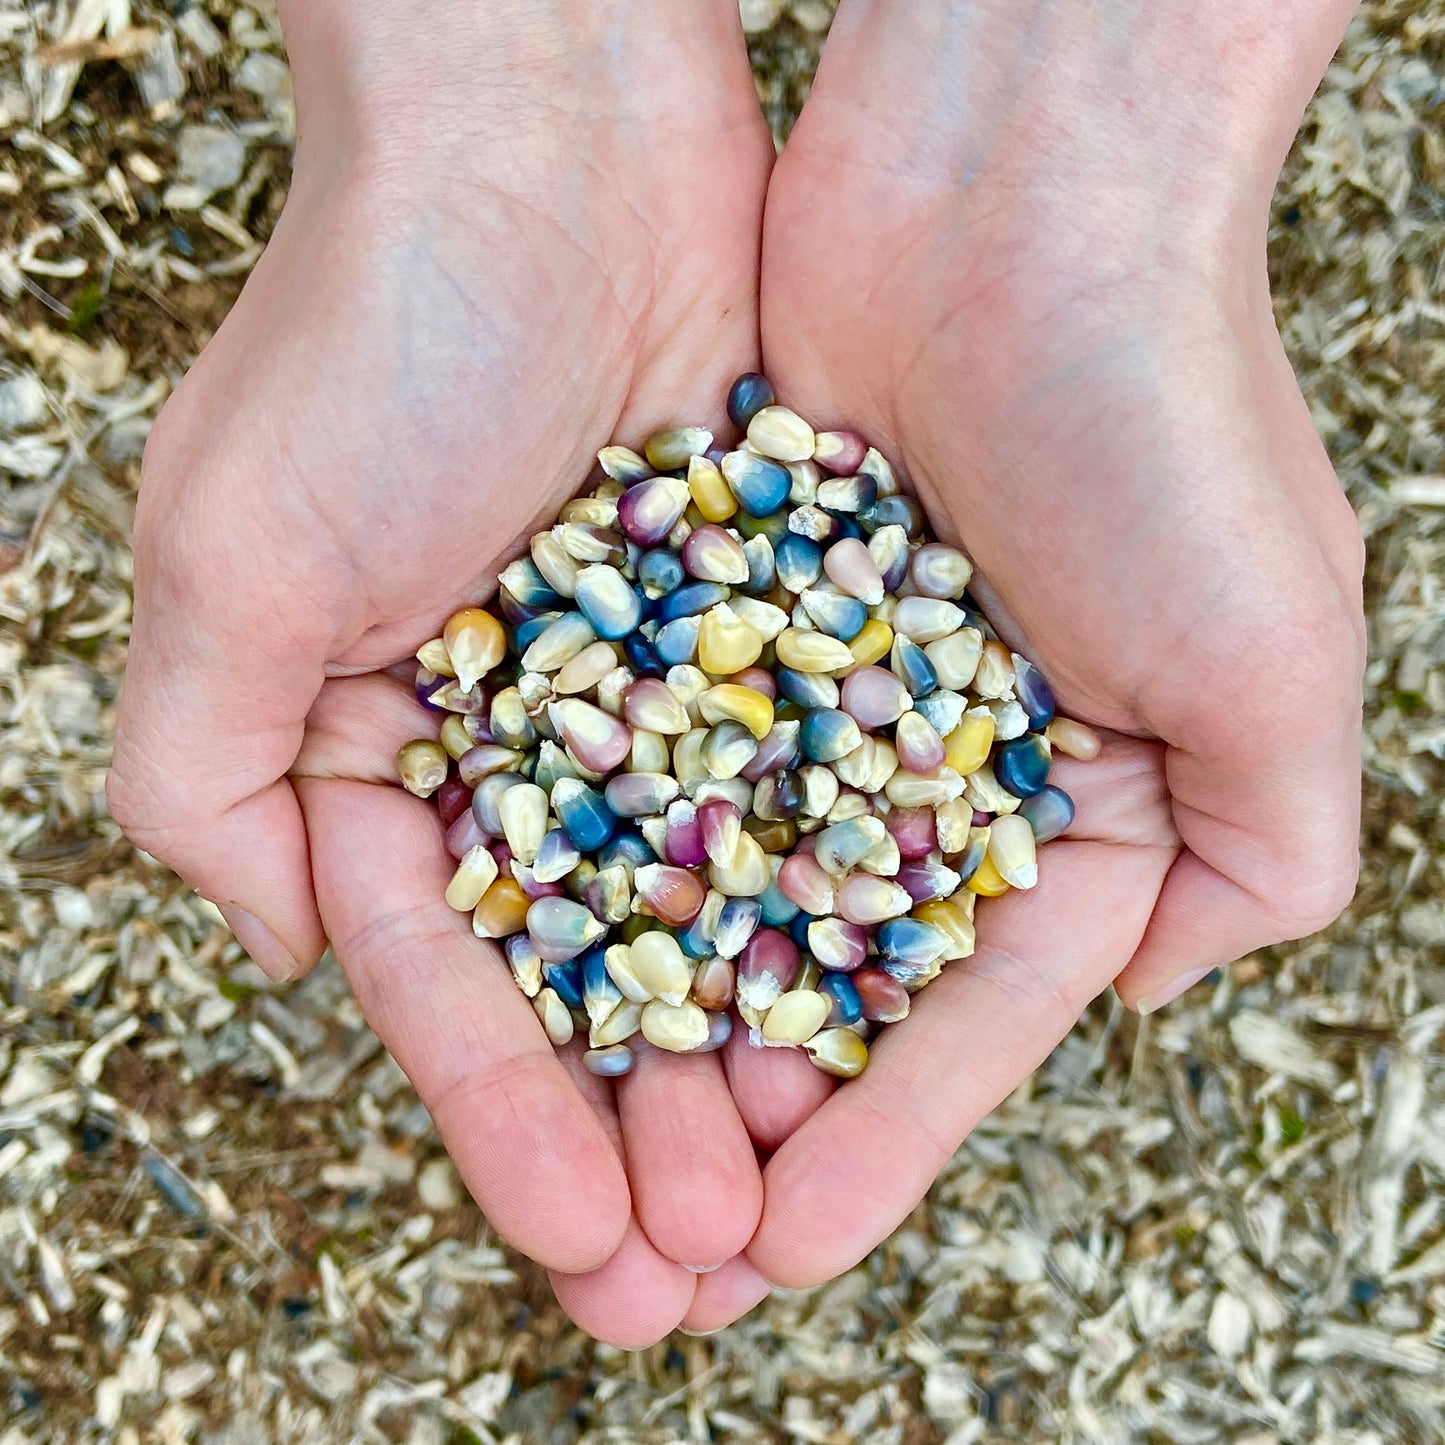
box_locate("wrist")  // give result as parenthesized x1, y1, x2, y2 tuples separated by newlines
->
(275, 0, 758, 187)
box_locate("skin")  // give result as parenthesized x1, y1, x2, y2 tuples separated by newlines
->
(107, 0, 1365, 1344)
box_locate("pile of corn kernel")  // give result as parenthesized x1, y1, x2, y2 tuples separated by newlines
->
(397, 374, 1098, 1080)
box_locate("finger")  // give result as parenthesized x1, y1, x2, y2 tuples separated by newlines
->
(679, 1255, 773, 1335)
(748, 836, 1172, 1289)
(548, 1216, 696, 1350)
(297, 775, 630, 1273)
(109, 485, 333, 982)
(293, 671, 436, 782)
(617, 1043, 764, 1271)
(722, 1027, 835, 1152)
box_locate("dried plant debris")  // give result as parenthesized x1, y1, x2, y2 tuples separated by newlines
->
(1, 0, 1442, 1440)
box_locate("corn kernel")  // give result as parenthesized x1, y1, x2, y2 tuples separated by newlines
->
(848, 618, 893, 668)
(965, 855, 1010, 897)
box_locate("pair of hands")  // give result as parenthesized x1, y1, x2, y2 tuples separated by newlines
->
(108, 0, 1365, 1343)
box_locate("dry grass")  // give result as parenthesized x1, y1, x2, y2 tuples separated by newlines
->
(1, 2, 1442, 1441)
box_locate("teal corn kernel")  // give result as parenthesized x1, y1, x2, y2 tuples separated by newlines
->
(499, 556, 562, 610)
(655, 615, 701, 667)
(799, 708, 863, 765)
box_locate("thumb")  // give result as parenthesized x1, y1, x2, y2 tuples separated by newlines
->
(109, 455, 333, 982)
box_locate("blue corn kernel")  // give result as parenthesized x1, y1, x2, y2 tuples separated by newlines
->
(912, 688, 968, 738)
(788, 910, 815, 950)
(512, 610, 563, 653)
(543, 958, 585, 1010)
(879, 956, 936, 989)
(953, 829, 988, 885)
(800, 588, 868, 641)
(996, 734, 1051, 798)
(826, 512, 866, 543)
(800, 708, 864, 764)
(816, 473, 878, 514)
(817, 972, 864, 1026)
(860, 494, 925, 539)
(890, 635, 938, 698)
(714, 897, 763, 959)
(638, 547, 684, 598)
(581, 945, 622, 1023)
(694, 1009, 734, 1053)
(727, 372, 775, 429)
(597, 831, 657, 880)
(678, 913, 715, 958)
(788, 504, 839, 544)
(573, 565, 644, 640)
(777, 667, 840, 711)
(655, 615, 701, 666)
(655, 580, 730, 624)
(533, 827, 581, 884)
(740, 535, 777, 595)
(877, 917, 950, 966)
(549, 777, 617, 852)
(775, 533, 824, 594)
(499, 556, 562, 610)
(724, 453, 792, 518)
(584, 1044, 635, 1077)
(624, 631, 667, 678)
(1019, 784, 1075, 842)
(1014, 656, 1057, 729)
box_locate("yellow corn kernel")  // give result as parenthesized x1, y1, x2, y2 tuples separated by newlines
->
(945, 714, 995, 776)
(776, 628, 856, 672)
(472, 876, 531, 938)
(699, 683, 774, 740)
(913, 898, 977, 960)
(848, 618, 893, 669)
(697, 606, 764, 675)
(966, 855, 1010, 897)
(688, 455, 737, 522)
(439, 714, 473, 761)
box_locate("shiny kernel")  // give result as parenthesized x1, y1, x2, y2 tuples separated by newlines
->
(944, 714, 995, 776)
(699, 683, 775, 740)
(687, 454, 737, 522)
(697, 604, 765, 675)
(848, 618, 894, 669)
(965, 855, 1011, 897)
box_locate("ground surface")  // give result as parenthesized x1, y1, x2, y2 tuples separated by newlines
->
(1, 2, 1442, 1442)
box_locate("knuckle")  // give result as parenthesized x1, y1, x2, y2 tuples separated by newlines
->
(1269, 850, 1360, 938)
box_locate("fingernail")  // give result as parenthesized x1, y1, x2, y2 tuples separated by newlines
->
(682, 1262, 725, 1274)
(217, 905, 298, 983)
(678, 1326, 722, 1337)
(1136, 966, 1213, 1016)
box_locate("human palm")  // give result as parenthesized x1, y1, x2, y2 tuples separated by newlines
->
(734, 0, 1365, 1291)
(108, 11, 784, 1342)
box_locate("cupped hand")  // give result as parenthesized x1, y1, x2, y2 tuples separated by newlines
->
(721, 0, 1365, 1297)
(107, 1, 778, 1344)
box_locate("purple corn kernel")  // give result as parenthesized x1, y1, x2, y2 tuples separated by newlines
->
(886, 805, 937, 860)
(807, 917, 869, 972)
(444, 809, 486, 861)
